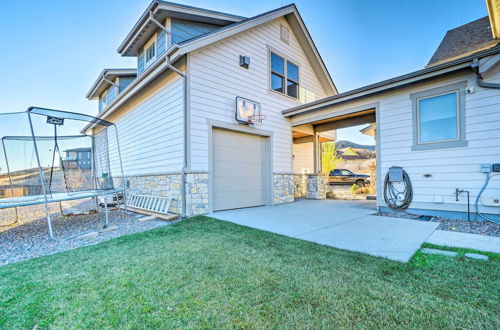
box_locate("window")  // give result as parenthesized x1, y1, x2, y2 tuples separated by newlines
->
(270, 51, 299, 99)
(287, 61, 299, 98)
(411, 82, 467, 151)
(98, 92, 107, 113)
(145, 42, 156, 68)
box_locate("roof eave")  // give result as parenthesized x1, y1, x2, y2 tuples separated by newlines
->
(168, 5, 336, 94)
(283, 46, 500, 117)
(82, 45, 179, 133)
(117, 0, 245, 56)
(284, 7, 337, 95)
(86, 69, 137, 99)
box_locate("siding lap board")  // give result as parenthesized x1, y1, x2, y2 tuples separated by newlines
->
(189, 17, 328, 172)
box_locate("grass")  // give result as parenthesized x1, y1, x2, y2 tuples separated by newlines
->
(1, 216, 499, 328)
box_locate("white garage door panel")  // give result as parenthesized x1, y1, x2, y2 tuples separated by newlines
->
(214, 176, 263, 192)
(213, 128, 268, 211)
(213, 146, 263, 163)
(214, 191, 264, 210)
(213, 162, 263, 177)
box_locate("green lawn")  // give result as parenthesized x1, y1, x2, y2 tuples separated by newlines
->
(1, 217, 499, 328)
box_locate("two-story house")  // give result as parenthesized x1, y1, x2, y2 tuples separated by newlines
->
(85, 1, 336, 216)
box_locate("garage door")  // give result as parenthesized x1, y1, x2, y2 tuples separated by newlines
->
(213, 128, 268, 211)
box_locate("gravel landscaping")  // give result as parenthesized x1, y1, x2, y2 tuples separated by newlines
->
(0, 199, 175, 266)
(377, 211, 500, 237)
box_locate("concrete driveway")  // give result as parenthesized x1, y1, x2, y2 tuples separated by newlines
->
(211, 199, 439, 262)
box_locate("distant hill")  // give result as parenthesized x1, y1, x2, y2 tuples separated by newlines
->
(335, 140, 375, 151)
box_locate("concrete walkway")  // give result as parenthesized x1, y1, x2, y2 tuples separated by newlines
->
(427, 230, 500, 253)
(211, 199, 438, 262)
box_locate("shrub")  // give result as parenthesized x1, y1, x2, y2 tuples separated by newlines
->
(354, 187, 371, 194)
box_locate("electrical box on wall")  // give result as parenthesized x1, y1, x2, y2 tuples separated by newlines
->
(481, 164, 492, 173)
(239, 55, 250, 69)
(481, 163, 500, 172)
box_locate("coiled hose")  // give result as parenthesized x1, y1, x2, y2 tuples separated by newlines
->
(475, 172, 500, 223)
(383, 169, 413, 211)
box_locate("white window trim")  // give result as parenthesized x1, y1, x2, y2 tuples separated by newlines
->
(268, 47, 300, 100)
(411, 81, 468, 151)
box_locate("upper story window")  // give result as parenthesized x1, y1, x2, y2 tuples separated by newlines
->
(98, 92, 107, 113)
(411, 82, 467, 151)
(137, 29, 167, 75)
(270, 52, 299, 99)
(145, 42, 156, 67)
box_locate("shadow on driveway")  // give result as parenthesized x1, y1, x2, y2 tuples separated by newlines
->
(211, 199, 438, 262)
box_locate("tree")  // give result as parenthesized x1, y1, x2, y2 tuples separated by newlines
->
(321, 142, 342, 174)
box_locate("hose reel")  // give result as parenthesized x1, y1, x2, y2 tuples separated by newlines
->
(384, 166, 413, 211)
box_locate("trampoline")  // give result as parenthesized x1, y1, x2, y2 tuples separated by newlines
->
(0, 107, 126, 239)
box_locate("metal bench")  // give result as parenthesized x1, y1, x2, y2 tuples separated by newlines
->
(122, 193, 178, 221)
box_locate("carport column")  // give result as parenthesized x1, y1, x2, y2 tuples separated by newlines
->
(306, 174, 328, 199)
(313, 132, 320, 173)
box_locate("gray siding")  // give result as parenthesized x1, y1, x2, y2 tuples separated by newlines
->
(119, 77, 135, 92)
(171, 19, 220, 44)
(188, 17, 329, 172)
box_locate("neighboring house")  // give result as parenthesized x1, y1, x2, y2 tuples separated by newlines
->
(63, 148, 92, 170)
(283, 4, 500, 220)
(85, 1, 336, 216)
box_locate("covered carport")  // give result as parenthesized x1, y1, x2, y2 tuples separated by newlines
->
(287, 100, 379, 199)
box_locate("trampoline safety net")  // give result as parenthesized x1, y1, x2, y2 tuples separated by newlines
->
(0, 107, 126, 237)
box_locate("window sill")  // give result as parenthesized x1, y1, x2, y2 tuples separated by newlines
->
(268, 89, 301, 103)
(411, 140, 468, 151)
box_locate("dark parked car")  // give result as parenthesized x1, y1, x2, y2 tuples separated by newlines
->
(328, 169, 370, 187)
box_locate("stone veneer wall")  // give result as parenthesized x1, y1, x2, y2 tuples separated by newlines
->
(117, 172, 210, 216)
(273, 173, 294, 205)
(122, 174, 183, 214)
(293, 174, 308, 198)
(185, 172, 209, 216)
(306, 174, 328, 200)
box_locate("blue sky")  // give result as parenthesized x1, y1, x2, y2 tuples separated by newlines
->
(0, 0, 487, 144)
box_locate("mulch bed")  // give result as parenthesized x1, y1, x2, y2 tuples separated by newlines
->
(377, 211, 500, 237)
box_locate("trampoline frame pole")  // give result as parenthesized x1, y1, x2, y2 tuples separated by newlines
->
(27, 111, 55, 239)
(1, 138, 20, 225)
(103, 197, 109, 228)
(113, 124, 128, 214)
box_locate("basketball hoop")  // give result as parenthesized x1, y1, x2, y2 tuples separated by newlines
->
(247, 114, 266, 126)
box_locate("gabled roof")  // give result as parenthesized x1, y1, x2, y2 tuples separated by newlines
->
(169, 4, 337, 94)
(86, 68, 137, 99)
(427, 16, 499, 67)
(87, 3, 337, 128)
(118, 0, 245, 56)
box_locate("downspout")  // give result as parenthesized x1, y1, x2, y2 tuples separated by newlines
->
(470, 57, 500, 224)
(471, 58, 500, 89)
(148, 8, 188, 217)
(165, 56, 188, 218)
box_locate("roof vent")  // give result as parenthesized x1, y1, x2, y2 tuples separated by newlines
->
(280, 25, 289, 43)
